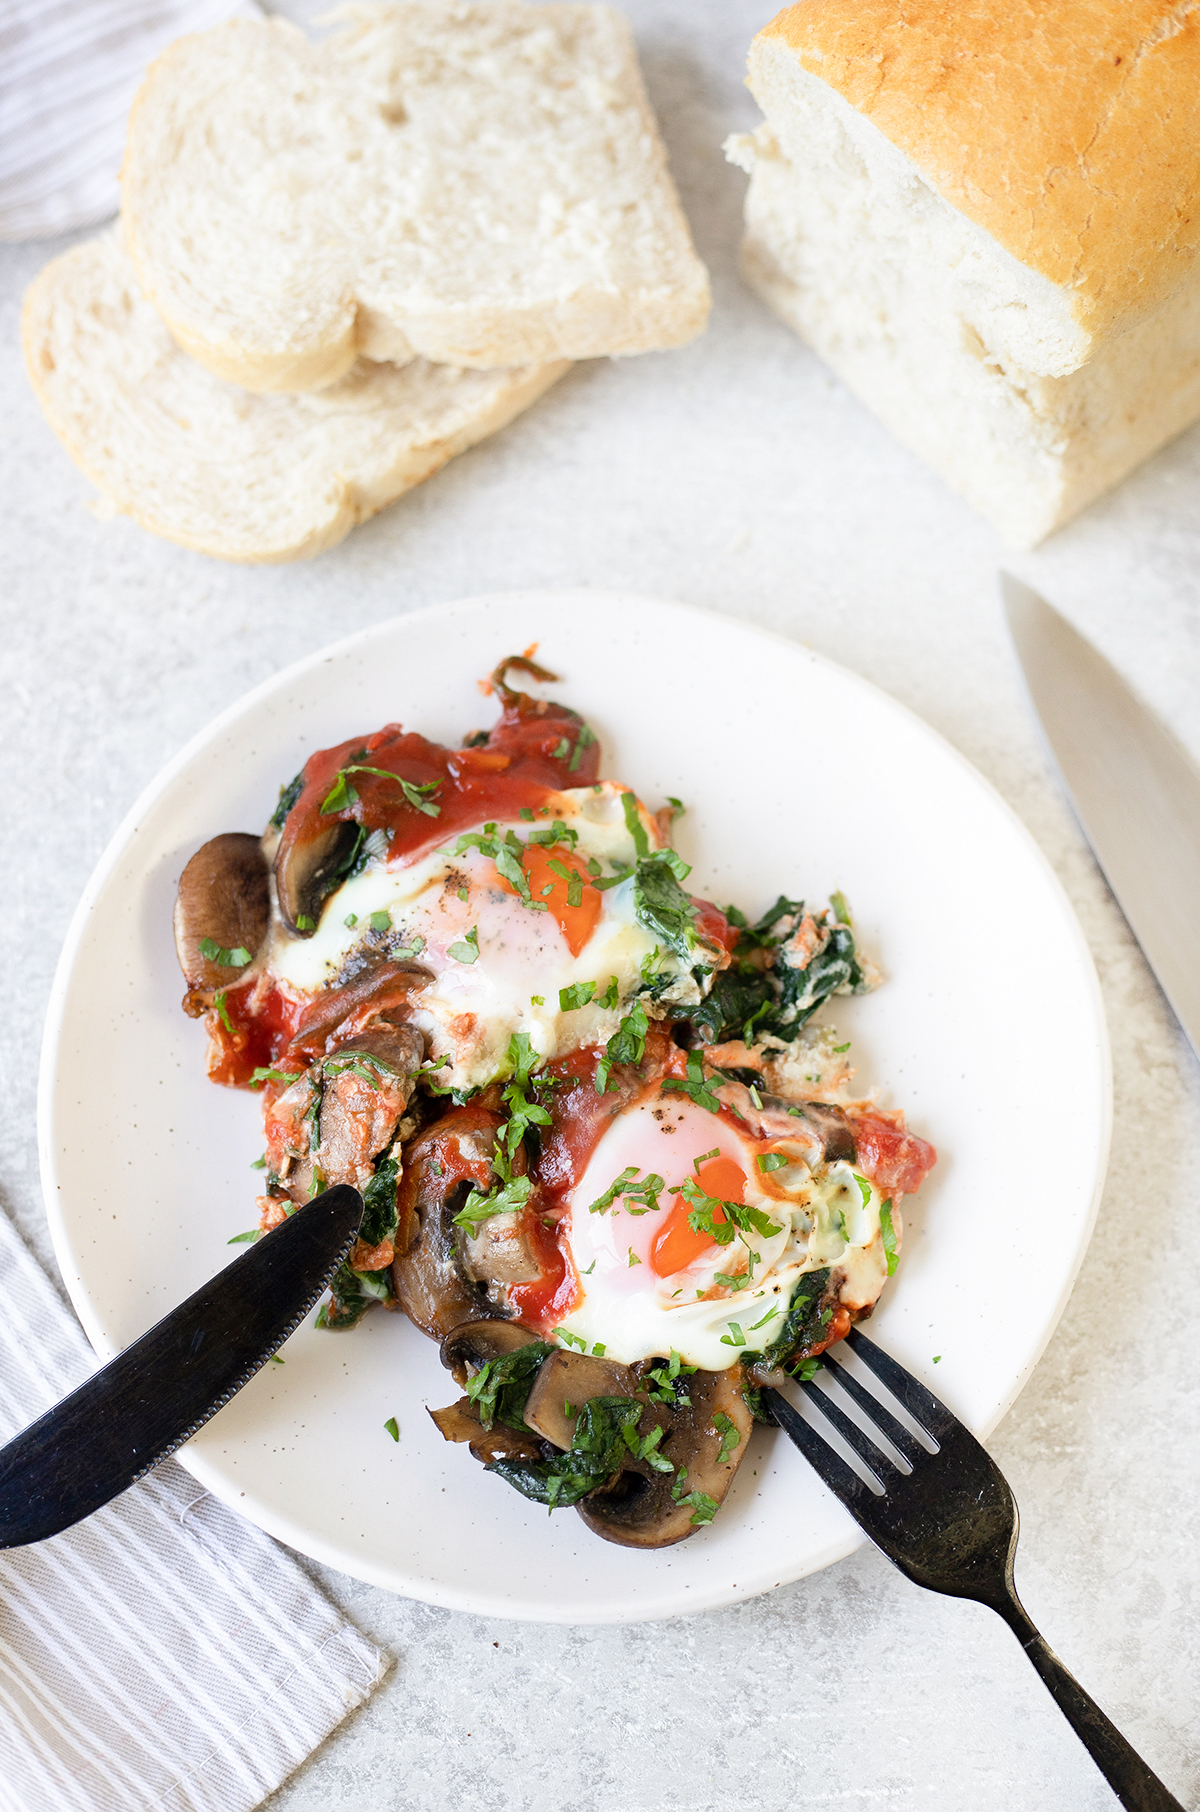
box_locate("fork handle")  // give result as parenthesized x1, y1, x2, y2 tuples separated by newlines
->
(996, 1595, 1186, 1811)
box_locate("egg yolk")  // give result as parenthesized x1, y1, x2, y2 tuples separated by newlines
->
(494, 841, 601, 958)
(649, 1154, 747, 1277)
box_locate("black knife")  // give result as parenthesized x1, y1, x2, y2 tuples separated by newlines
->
(0, 1185, 363, 1546)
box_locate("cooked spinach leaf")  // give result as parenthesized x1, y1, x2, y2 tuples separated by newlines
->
(742, 1267, 833, 1371)
(465, 1340, 555, 1431)
(489, 1394, 670, 1510)
(359, 1151, 400, 1249)
(680, 897, 866, 1046)
(632, 850, 698, 959)
(270, 771, 305, 829)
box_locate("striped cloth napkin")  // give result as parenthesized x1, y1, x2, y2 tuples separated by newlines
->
(0, 0, 260, 241)
(0, 1206, 390, 1812)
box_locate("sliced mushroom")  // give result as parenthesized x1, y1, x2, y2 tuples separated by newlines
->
(316, 1035, 420, 1192)
(428, 1398, 547, 1467)
(287, 959, 431, 1059)
(261, 1031, 419, 1203)
(577, 1367, 755, 1549)
(174, 832, 270, 1013)
(439, 1317, 544, 1386)
(522, 1349, 643, 1448)
(274, 817, 362, 938)
(775, 1099, 856, 1163)
(458, 1206, 544, 1290)
(711, 1074, 857, 1165)
(432, 1322, 551, 1463)
(392, 1107, 507, 1340)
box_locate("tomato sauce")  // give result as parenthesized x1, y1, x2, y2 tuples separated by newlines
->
(275, 691, 600, 883)
(846, 1108, 937, 1197)
(205, 977, 304, 1088)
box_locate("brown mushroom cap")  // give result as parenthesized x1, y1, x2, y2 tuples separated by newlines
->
(274, 817, 361, 938)
(439, 1318, 544, 1387)
(174, 832, 270, 1011)
(577, 1366, 756, 1549)
(522, 1348, 644, 1449)
(779, 1099, 857, 1163)
(393, 1108, 540, 1340)
(428, 1397, 547, 1467)
(285, 959, 431, 1059)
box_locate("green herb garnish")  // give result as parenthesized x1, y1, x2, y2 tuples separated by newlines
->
(880, 1198, 899, 1276)
(198, 937, 251, 968)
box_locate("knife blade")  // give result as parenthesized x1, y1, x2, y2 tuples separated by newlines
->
(1002, 573, 1200, 1062)
(0, 1184, 362, 1546)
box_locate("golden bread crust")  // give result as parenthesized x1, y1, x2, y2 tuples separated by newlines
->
(756, 0, 1200, 338)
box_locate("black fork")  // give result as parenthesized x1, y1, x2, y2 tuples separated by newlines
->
(765, 1328, 1187, 1812)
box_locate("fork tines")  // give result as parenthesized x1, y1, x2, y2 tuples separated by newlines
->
(764, 1328, 955, 1505)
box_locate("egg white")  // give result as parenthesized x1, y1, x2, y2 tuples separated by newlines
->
(555, 1094, 891, 1370)
(270, 782, 689, 1090)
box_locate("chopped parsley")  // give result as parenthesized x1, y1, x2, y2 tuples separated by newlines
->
(227, 1229, 260, 1245)
(559, 979, 597, 1012)
(588, 1165, 665, 1216)
(249, 1065, 297, 1088)
(320, 765, 441, 819)
(368, 909, 392, 933)
(447, 926, 480, 964)
(214, 991, 234, 1035)
(491, 1395, 672, 1511)
(661, 1049, 721, 1113)
(384, 1417, 400, 1442)
(452, 1173, 533, 1233)
(880, 1198, 899, 1276)
(198, 937, 251, 968)
(756, 1150, 788, 1173)
(712, 1411, 741, 1465)
(670, 1469, 719, 1526)
(720, 1322, 747, 1348)
(594, 1000, 650, 1094)
(670, 1175, 782, 1248)
(644, 1350, 696, 1406)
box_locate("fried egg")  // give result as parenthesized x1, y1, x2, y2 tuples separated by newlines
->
(554, 1092, 892, 1370)
(270, 782, 695, 1092)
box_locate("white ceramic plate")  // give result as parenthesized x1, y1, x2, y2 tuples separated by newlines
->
(39, 590, 1110, 1624)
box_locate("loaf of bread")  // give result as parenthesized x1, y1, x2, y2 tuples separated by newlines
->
(121, 4, 711, 393)
(24, 231, 567, 562)
(728, 1, 1200, 544)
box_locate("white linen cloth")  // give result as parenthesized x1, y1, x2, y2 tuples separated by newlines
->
(0, 0, 260, 241)
(0, 1206, 390, 1812)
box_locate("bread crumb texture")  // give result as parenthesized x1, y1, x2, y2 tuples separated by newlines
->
(120, 4, 710, 392)
(22, 231, 567, 562)
(760, 0, 1200, 342)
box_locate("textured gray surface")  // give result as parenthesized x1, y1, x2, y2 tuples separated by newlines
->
(2, 2, 1199, 1808)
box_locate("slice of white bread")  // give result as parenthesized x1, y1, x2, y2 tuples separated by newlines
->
(120, 4, 710, 393)
(729, 2, 1200, 546)
(23, 229, 568, 563)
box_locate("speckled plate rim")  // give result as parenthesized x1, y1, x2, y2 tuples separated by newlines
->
(38, 589, 1112, 1623)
